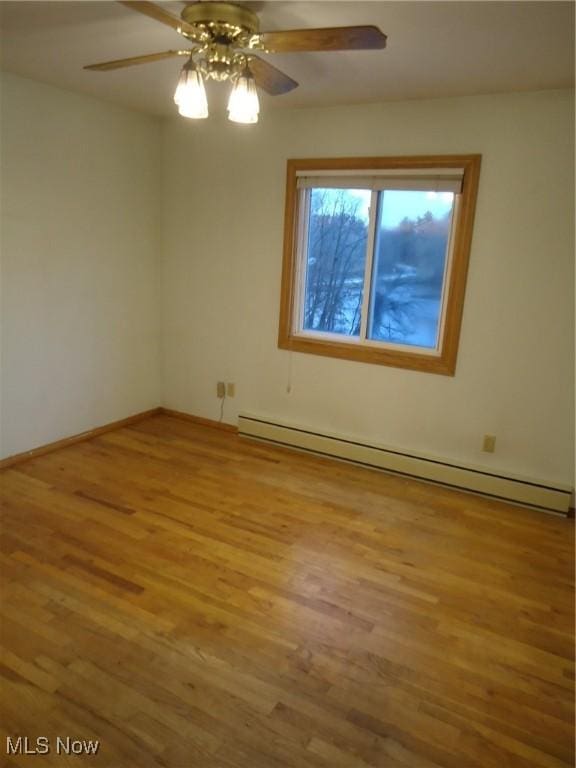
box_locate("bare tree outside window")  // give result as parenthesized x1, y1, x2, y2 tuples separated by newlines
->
(303, 188, 453, 348)
(303, 189, 368, 336)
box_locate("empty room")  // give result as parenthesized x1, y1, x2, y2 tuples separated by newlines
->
(0, 1, 574, 766)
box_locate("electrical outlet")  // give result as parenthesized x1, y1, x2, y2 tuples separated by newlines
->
(216, 381, 226, 399)
(482, 434, 496, 453)
(226, 382, 235, 398)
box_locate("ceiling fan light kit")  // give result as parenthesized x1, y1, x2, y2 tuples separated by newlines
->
(85, 1, 387, 125)
(227, 68, 259, 124)
(173, 56, 259, 124)
(174, 60, 208, 119)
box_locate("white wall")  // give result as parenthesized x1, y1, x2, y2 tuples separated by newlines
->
(161, 90, 575, 487)
(1, 77, 573, 489)
(0, 73, 162, 458)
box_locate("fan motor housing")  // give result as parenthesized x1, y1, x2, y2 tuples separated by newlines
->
(181, 2, 260, 36)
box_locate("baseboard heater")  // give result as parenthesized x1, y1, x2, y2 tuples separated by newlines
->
(238, 414, 572, 515)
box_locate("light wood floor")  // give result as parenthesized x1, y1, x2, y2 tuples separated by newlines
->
(0, 414, 573, 767)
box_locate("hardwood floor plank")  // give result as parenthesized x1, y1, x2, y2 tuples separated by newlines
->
(0, 413, 573, 767)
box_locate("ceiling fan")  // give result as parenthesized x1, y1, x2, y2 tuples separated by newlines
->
(85, 1, 387, 123)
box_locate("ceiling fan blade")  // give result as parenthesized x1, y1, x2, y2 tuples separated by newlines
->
(261, 25, 387, 53)
(249, 56, 298, 95)
(118, 1, 198, 38)
(84, 50, 188, 71)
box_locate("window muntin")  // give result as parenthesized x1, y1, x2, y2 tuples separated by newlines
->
(278, 156, 481, 375)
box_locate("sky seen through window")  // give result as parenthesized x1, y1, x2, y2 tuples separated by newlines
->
(344, 188, 453, 227)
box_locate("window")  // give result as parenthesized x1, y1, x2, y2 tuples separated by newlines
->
(278, 156, 481, 375)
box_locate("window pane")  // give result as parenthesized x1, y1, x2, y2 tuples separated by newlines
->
(303, 188, 370, 337)
(368, 190, 454, 348)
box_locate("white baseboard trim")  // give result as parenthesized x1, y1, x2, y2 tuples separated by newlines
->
(238, 414, 572, 515)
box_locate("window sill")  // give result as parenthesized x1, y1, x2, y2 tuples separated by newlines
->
(278, 333, 457, 375)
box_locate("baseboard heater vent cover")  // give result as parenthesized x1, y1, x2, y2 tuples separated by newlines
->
(238, 414, 571, 515)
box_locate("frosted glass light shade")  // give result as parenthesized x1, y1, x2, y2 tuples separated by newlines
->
(227, 71, 259, 124)
(173, 67, 188, 105)
(174, 64, 208, 119)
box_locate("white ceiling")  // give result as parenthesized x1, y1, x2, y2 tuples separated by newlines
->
(1, 1, 574, 117)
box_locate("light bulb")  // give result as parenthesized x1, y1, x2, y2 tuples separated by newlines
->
(174, 62, 208, 119)
(227, 69, 259, 124)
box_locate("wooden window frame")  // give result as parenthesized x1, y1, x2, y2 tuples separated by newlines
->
(278, 155, 481, 375)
